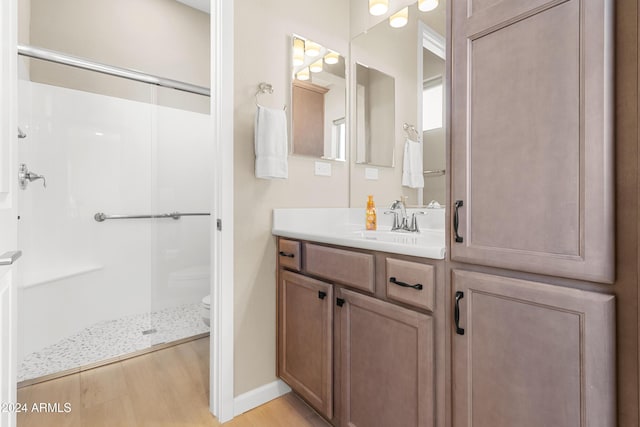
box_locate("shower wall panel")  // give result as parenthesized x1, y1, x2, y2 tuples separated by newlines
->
(17, 81, 212, 363)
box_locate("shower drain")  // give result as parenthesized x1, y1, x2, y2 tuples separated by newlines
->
(141, 328, 157, 335)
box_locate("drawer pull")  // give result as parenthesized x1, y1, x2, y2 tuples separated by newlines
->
(455, 291, 465, 335)
(318, 291, 327, 300)
(389, 277, 423, 290)
(279, 251, 295, 258)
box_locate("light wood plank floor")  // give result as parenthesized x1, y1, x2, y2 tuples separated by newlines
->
(17, 337, 330, 427)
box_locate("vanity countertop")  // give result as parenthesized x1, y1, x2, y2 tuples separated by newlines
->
(272, 208, 446, 260)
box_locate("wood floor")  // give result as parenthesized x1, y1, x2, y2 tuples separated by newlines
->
(17, 337, 330, 427)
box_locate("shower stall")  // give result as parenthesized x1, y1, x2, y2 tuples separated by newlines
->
(15, 41, 213, 383)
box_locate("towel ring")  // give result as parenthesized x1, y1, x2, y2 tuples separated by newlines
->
(255, 82, 286, 111)
(403, 123, 421, 142)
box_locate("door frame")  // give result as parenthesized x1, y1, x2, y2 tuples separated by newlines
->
(210, 0, 235, 422)
(0, 0, 236, 423)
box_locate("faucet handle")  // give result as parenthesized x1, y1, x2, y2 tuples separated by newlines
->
(384, 210, 401, 230)
(18, 163, 47, 190)
(409, 211, 429, 233)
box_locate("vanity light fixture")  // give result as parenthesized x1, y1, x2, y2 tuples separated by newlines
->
(310, 59, 323, 73)
(418, 0, 439, 12)
(297, 67, 310, 81)
(293, 37, 305, 66)
(324, 51, 339, 65)
(305, 41, 321, 57)
(369, 0, 388, 16)
(389, 7, 409, 28)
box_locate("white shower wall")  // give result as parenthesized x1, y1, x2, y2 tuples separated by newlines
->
(17, 81, 212, 361)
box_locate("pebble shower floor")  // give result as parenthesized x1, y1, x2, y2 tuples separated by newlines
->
(18, 303, 209, 382)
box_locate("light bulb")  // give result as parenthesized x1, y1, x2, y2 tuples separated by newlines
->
(324, 51, 339, 65)
(389, 7, 408, 28)
(293, 38, 305, 66)
(369, 0, 388, 16)
(418, 0, 438, 12)
(305, 41, 321, 57)
(310, 59, 323, 73)
(297, 67, 310, 81)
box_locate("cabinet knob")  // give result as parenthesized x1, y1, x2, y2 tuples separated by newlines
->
(318, 291, 327, 300)
(336, 298, 345, 307)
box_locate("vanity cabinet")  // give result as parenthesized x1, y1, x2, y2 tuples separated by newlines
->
(278, 270, 333, 419)
(276, 238, 442, 427)
(336, 288, 434, 427)
(451, 270, 615, 427)
(451, 0, 613, 283)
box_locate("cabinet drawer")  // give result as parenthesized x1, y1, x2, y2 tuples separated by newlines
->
(278, 239, 301, 271)
(304, 243, 375, 293)
(386, 258, 435, 312)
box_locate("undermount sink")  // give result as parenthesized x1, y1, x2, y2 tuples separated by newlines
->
(350, 229, 445, 245)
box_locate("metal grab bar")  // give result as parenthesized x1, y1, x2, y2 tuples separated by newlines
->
(423, 169, 446, 177)
(94, 212, 210, 222)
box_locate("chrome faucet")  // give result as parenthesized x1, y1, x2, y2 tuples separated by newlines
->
(386, 200, 410, 232)
(386, 200, 430, 233)
(18, 163, 47, 190)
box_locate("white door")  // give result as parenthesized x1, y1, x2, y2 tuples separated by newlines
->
(0, 0, 19, 426)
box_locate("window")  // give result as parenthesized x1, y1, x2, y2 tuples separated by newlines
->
(423, 77, 443, 131)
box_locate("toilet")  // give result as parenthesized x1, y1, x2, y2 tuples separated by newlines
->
(201, 295, 211, 326)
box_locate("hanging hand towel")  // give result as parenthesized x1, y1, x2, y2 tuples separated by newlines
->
(255, 104, 288, 179)
(402, 138, 424, 189)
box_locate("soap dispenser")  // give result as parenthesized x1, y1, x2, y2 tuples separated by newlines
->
(366, 195, 377, 230)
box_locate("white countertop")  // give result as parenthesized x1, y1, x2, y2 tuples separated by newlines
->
(272, 208, 446, 260)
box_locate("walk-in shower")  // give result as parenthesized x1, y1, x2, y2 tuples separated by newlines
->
(16, 0, 212, 384)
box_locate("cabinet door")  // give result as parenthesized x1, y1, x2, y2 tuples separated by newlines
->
(337, 288, 434, 427)
(278, 270, 333, 418)
(452, 270, 615, 427)
(451, 0, 614, 283)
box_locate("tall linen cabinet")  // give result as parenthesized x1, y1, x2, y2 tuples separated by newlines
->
(449, 0, 616, 426)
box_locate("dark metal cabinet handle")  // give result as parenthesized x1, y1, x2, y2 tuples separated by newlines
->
(279, 251, 295, 258)
(389, 277, 423, 290)
(318, 291, 327, 300)
(336, 298, 345, 307)
(454, 200, 464, 243)
(455, 291, 465, 335)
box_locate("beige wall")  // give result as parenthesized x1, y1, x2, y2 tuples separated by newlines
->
(234, 0, 349, 396)
(22, 0, 210, 112)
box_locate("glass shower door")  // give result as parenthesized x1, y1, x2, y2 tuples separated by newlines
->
(16, 60, 212, 384)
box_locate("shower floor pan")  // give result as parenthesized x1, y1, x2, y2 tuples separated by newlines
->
(18, 302, 209, 385)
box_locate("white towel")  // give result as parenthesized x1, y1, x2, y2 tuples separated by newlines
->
(255, 105, 288, 179)
(402, 138, 424, 189)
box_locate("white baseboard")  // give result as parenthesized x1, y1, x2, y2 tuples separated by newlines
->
(233, 379, 292, 416)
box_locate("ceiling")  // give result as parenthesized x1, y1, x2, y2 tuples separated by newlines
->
(175, 0, 210, 14)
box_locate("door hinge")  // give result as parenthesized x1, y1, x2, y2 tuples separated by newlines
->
(217, 218, 222, 231)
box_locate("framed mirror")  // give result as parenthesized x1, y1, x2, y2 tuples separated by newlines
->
(349, 0, 447, 206)
(290, 34, 346, 161)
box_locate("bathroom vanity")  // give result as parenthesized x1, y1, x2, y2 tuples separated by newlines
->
(273, 206, 615, 427)
(273, 208, 447, 427)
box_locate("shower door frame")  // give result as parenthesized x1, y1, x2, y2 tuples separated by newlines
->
(0, 0, 236, 424)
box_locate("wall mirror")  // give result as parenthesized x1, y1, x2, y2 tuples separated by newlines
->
(290, 34, 347, 161)
(349, 0, 447, 206)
